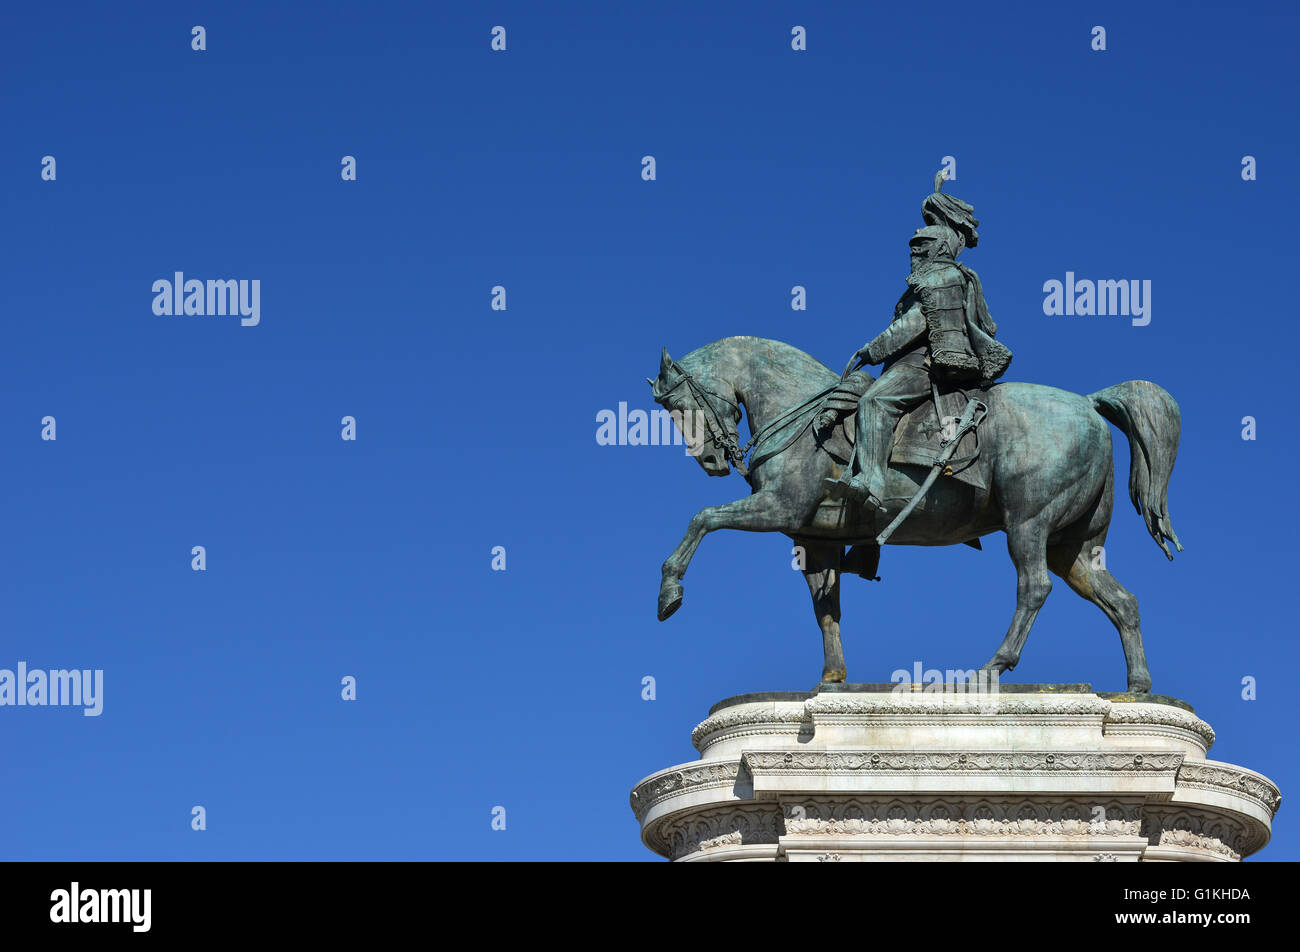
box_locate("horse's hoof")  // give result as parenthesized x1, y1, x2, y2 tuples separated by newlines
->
(657, 581, 684, 621)
(821, 667, 847, 683)
(1128, 679, 1152, 694)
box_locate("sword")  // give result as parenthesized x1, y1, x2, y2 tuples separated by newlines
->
(874, 396, 988, 546)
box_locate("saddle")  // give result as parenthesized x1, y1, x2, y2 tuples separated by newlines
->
(822, 370, 992, 492)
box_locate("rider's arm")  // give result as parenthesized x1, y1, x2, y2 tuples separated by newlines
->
(858, 304, 926, 365)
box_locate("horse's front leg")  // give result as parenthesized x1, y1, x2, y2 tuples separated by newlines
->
(658, 492, 793, 621)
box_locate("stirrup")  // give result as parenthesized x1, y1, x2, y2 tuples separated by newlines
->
(822, 475, 856, 501)
(860, 490, 888, 513)
(822, 476, 887, 512)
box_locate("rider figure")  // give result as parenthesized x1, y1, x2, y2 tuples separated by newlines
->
(822, 176, 1012, 510)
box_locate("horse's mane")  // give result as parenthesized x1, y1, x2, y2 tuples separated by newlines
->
(678, 337, 844, 399)
(680, 337, 836, 380)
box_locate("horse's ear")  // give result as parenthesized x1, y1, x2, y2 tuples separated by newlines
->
(660, 347, 674, 376)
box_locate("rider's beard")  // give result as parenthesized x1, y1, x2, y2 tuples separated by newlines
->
(911, 246, 949, 274)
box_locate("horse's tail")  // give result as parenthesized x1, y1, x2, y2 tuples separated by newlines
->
(1089, 381, 1184, 561)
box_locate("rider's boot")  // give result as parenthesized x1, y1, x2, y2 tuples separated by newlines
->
(822, 395, 891, 511)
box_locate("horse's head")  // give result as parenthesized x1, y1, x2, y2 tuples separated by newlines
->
(648, 346, 740, 477)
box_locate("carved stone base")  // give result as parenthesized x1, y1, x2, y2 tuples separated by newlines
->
(629, 686, 1281, 862)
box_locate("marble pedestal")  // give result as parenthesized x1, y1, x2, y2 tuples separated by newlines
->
(629, 685, 1281, 862)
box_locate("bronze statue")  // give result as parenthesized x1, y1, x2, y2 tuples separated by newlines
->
(648, 175, 1182, 692)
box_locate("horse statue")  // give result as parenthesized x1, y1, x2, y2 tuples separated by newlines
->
(648, 336, 1183, 693)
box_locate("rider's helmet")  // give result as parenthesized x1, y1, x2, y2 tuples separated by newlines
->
(909, 224, 963, 262)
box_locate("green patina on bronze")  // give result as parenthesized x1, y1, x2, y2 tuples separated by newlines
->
(651, 175, 1184, 695)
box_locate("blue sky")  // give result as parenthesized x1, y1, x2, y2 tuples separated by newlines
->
(1, 1, 1295, 860)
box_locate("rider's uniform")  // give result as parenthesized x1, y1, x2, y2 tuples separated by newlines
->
(847, 249, 1010, 505)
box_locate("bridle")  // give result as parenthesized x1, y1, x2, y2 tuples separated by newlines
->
(656, 365, 753, 475)
(656, 363, 841, 478)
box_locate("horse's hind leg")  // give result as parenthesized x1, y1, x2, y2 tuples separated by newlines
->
(980, 519, 1054, 676)
(1046, 535, 1151, 693)
(798, 541, 845, 683)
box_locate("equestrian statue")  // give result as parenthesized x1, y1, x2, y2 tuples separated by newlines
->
(648, 174, 1182, 692)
